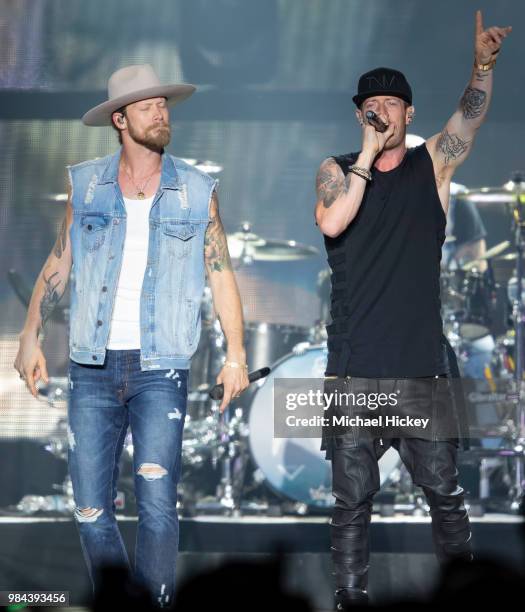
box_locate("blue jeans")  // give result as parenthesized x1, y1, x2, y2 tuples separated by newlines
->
(67, 349, 188, 608)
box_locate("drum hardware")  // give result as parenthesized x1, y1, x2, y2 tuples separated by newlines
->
(244, 344, 426, 513)
(292, 341, 315, 356)
(227, 222, 319, 264)
(308, 324, 327, 344)
(242, 322, 310, 373)
(247, 344, 331, 510)
(460, 241, 511, 272)
(182, 414, 223, 467)
(441, 267, 497, 341)
(491, 331, 517, 380)
(181, 405, 249, 516)
(491, 252, 518, 289)
(215, 405, 255, 514)
(8, 379, 76, 516)
(15, 487, 76, 516)
(461, 268, 498, 340)
(502, 171, 525, 511)
(189, 220, 322, 514)
(215, 407, 237, 512)
(37, 376, 69, 408)
(449, 175, 525, 511)
(456, 180, 525, 208)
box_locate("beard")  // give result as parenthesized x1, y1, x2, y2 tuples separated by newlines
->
(128, 121, 171, 152)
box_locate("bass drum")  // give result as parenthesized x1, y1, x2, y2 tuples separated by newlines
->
(248, 344, 401, 509)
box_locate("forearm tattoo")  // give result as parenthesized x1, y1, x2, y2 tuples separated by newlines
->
(316, 163, 351, 208)
(53, 216, 68, 258)
(460, 86, 487, 120)
(205, 192, 232, 273)
(40, 269, 63, 327)
(437, 129, 470, 165)
(474, 70, 489, 84)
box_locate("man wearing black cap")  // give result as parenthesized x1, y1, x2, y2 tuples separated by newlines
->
(314, 11, 511, 608)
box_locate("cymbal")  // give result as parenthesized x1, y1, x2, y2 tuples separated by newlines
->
(450, 182, 467, 195)
(461, 240, 511, 271)
(495, 252, 519, 263)
(180, 158, 223, 174)
(457, 182, 525, 207)
(43, 193, 68, 203)
(227, 231, 319, 261)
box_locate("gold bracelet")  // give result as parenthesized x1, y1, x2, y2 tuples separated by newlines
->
(224, 360, 248, 369)
(475, 58, 497, 71)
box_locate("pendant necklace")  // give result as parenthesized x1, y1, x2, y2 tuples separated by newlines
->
(122, 162, 160, 199)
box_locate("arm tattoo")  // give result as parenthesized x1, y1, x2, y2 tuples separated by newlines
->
(53, 216, 68, 258)
(474, 70, 489, 83)
(460, 86, 487, 119)
(204, 193, 232, 273)
(437, 129, 470, 165)
(316, 163, 351, 208)
(39, 269, 63, 327)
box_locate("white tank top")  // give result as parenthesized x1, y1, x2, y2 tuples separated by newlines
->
(106, 194, 154, 349)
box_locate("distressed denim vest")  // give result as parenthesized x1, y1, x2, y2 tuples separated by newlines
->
(67, 147, 216, 371)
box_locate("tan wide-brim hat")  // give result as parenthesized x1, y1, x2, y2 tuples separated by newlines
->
(81, 64, 196, 126)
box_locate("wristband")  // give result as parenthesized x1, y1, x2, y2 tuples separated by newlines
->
(475, 57, 497, 71)
(349, 165, 372, 182)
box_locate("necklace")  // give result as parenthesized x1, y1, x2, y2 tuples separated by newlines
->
(121, 162, 160, 199)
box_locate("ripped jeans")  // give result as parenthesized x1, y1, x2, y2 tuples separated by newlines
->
(67, 349, 187, 608)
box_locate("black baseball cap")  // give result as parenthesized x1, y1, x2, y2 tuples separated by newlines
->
(352, 67, 412, 107)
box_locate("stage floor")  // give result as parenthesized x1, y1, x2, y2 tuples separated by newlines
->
(0, 513, 523, 608)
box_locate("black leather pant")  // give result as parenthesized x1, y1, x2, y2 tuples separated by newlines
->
(325, 376, 473, 593)
(330, 436, 473, 590)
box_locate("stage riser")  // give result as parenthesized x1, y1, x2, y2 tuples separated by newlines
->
(0, 519, 522, 607)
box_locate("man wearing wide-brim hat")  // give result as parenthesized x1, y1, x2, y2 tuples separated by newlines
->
(15, 63, 249, 605)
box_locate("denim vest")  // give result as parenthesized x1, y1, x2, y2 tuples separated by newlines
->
(67, 147, 216, 371)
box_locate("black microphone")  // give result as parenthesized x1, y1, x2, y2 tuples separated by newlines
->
(365, 110, 388, 133)
(209, 366, 271, 400)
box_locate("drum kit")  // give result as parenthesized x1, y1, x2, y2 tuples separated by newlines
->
(8, 175, 525, 518)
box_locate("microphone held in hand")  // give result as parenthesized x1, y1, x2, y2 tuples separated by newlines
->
(209, 366, 271, 400)
(365, 110, 388, 133)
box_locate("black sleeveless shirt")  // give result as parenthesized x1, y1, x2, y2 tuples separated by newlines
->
(324, 143, 447, 378)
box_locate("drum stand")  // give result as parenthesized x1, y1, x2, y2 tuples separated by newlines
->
(15, 380, 77, 516)
(507, 172, 525, 512)
(217, 408, 236, 511)
(212, 404, 249, 515)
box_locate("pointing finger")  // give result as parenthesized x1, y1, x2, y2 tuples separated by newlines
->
(475, 10, 483, 37)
